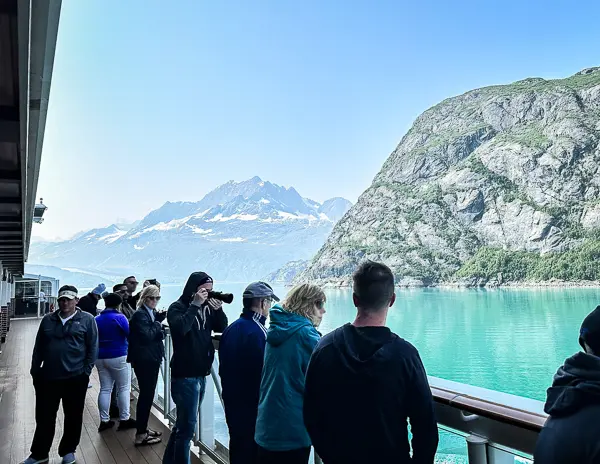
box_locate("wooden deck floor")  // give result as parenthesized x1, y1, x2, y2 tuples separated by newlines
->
(0, 318, 214, 464)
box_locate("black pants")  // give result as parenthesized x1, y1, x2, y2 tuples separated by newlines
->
(133, 362, 160, 434)
(229, 430, 258, 464)
(30, 374, 89, 459)
(257, 445, 310, 464)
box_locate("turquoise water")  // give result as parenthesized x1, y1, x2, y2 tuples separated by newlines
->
(155, 284, 600, 462)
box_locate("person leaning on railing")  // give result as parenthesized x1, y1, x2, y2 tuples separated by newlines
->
(303, 261, 439, 464)
(127, 284, 167, 447)
(534, 305, 600, 463)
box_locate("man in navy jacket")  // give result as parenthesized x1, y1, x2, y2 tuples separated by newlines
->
(219, 282, 279, 464)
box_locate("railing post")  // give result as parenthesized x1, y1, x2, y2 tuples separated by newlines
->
(466, 435, 489, 464)
(163, 331, 171, 420)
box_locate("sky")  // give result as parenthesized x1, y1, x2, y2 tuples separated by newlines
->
(34, 0, 600, 240)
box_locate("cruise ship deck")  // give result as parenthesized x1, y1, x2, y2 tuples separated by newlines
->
(0, 318, 214, 464)
(0, 316, 549, 464)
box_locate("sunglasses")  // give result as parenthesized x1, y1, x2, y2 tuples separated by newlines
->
(147, 296, 161, 301)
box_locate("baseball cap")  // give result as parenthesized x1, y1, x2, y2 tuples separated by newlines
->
(58, 286, 78, 300)
(243, 282, 280, 302)
(579, 305, 600, 354)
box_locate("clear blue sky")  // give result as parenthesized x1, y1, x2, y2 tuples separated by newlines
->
(35, 0, 600, 240)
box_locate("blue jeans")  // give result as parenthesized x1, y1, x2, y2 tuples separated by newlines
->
(163, 377, 206, 464)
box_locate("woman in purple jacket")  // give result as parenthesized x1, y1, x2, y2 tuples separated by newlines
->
(95, 293, 137, 431)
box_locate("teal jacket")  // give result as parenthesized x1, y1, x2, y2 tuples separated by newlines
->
(255, 305, 321, 451)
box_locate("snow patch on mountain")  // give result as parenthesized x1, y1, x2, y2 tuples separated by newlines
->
(29, 177, 352, 282)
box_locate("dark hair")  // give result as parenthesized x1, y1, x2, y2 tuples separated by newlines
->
(59, 284, 78, 294)
(580, 305, 600, 355)
(113, 284, 127, 292)
(123, 276, 136, 284)
(353, 261, 395, 311)
(103, 292, 123, 308)
(243, 297, 263, 310)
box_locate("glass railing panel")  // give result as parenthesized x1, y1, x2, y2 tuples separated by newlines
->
(436, 427, 468, 463)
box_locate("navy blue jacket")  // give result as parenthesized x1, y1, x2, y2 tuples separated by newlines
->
(219, 308, 267, 434)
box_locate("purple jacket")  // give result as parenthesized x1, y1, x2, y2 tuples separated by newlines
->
(95, 308, 129, 359)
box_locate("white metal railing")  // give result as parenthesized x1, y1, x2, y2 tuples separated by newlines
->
(133, 327, 545, 464)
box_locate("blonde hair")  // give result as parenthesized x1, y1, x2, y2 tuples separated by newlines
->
(137, 284, 160, 308)
(282, 283, 326, 324)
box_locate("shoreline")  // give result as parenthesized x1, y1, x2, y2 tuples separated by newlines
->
(285, 279, 600, 290)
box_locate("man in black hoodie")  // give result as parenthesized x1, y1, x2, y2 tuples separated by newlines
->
(163, 272, 228, 464)
(534, 306, 600, 463)
(304, 261, 438, 464)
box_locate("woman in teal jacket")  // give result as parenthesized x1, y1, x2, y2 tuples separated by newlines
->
(255, 283, 327, 464)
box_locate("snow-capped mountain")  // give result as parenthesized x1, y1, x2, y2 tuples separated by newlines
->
(29, 177, 352, 283)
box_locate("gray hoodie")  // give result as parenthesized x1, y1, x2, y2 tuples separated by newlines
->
(31, 309, 98, 381)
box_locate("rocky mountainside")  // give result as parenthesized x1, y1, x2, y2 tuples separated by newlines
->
(263, 260, 309, 285)
(30, 177, 351, 283)
(300, 67, 600, 286)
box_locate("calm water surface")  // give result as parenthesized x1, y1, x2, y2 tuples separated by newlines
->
(153, 284, 600, 462)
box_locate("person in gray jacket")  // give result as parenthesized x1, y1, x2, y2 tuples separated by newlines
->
(21, 285, 99, 464)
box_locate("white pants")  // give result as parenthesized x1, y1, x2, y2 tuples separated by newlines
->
(96, 356, 131, 421)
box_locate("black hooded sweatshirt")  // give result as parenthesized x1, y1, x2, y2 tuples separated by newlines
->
(304, 323, 438, 464)
(534, 352, 600, 463)
(167, 272, 228, 379)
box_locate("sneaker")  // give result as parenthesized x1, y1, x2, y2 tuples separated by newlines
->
(117, 418, 137, 431)
(20, 457, 49, 464)
(134, 432, 161, 446)
(98, 420, 115, 432)
(61, 454, 76, 464)
(146, 428, 162, 437)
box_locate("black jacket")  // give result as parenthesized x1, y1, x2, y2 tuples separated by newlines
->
(534, 352, 600, 463)
(77, 293, 99, 317)
(128, 293, 140, 310)
(31, 309, 98, 380)
(304, 324, 438, 464)
(127, 306, 165, 366)
(120, 300, 136, 320)
(167, 273, 228, 379)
